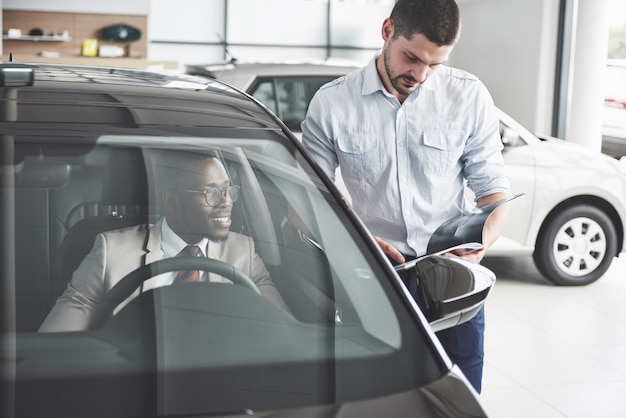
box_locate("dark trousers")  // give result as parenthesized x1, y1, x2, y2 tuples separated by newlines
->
(435, 306, 484, 393)
(394, 257, 484, 393)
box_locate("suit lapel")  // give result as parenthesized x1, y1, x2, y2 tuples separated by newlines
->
(143, 219, 164, 264)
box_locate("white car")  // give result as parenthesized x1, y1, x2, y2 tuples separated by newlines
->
(188, 62, 626, 286)
(493, 109, 626, 286)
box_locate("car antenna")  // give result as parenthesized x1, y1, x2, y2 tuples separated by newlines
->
(216, 33, 237, 64)
(9, 52, 14, 62)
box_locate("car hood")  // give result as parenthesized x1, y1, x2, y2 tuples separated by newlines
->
(218, 367, 486, 418)
(534, 134, 626, 174)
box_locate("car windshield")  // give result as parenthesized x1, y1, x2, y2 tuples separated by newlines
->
(3, 113, 444, 416)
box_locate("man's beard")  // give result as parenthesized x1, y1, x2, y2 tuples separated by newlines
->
(209, 235, 227, 243)
(383, 45, 419, 97)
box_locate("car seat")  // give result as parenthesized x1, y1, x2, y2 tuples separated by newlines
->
(53, 147, 153, 297)
(14, 156, 72, 331)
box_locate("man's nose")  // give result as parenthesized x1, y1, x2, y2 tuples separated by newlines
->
(412, 63, 428, 84)
(218, 188, 233, 206)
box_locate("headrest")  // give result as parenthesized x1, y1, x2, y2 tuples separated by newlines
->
(101, 147, 149, 206)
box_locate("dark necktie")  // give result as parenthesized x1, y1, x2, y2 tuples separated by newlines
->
(175, 244, 203, 283)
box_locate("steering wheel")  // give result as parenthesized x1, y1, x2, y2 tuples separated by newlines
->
(92, 257, 260, 328)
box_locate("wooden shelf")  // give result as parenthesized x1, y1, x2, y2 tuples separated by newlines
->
(3, 34, 71, 42)
(2, 53, 179, 71)
(2, 10, 148, 60)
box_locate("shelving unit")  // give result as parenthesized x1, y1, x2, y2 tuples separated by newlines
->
(5, 53, 179, 71)
(2, 9, 177, 71)
(3, 34, 71, 42)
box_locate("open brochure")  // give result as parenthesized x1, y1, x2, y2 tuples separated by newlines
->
(395, 193, 524, 272)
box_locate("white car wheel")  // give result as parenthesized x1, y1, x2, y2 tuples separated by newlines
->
(533, 204, 617, 286)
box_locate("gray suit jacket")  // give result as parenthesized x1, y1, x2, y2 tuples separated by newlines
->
(40, 221, 288, 332)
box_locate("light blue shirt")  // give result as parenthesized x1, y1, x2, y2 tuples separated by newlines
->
(302, 53, 510, 256)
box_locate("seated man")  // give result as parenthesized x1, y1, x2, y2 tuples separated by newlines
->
(40, 150, 290, 332)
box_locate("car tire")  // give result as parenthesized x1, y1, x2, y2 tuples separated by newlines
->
(533, 204, 617, 286)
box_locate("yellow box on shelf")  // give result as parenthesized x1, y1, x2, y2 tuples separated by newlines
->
(81, 38, 98, 57)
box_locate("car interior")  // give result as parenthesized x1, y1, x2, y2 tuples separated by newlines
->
(10, 134, 449, 415)
(14, 139, 335, 330)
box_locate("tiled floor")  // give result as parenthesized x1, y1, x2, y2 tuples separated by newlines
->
(478, 254, 626, 418)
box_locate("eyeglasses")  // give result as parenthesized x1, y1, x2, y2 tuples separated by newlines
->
(177, 185, 240, 207)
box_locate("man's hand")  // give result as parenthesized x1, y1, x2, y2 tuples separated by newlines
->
(374, 236, 405, 264)
(444, 192, 510, 264)
(444, 247, 486, 264)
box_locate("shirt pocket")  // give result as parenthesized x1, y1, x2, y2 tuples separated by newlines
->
(336, 133, 381, 181)
(418, 130, 466, 176)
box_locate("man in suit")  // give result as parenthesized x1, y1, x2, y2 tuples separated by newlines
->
(40, 150, 289, 332)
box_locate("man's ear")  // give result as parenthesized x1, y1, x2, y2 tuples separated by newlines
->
(381, 17, 394, 42)
(163, 190, 179, 212)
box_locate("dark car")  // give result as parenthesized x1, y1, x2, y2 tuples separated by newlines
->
(0, 62, 493, 417)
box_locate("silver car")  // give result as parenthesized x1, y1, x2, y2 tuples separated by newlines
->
(189, 61, 626, 286)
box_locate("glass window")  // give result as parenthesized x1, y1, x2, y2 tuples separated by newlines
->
(227, 0, 328, 46)
(329, 0, 392, 48)
(251, 76, 341, 131)
(250, 79, 277, 114)
(5, 122, 441, 416)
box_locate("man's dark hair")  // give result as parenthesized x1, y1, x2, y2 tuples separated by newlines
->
(390, 0, 460, 46)
(154, 149, 220, 192)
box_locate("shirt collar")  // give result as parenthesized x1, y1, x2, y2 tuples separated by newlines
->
(160, 218, 208, 257)
(361, 50, 440, 98)
(362, 52, 385, 96)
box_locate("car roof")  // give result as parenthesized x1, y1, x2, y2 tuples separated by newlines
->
(2, 62, 284, 130)
(186, 61, 359, 90)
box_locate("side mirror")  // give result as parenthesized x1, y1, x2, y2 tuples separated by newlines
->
(501, 126, 520, 147)
(413, 255, 495, 332)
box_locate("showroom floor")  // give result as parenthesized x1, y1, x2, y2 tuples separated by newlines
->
(478, 254, 626, 418)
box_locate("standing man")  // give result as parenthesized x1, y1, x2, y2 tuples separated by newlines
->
(302, 0, 510, 393)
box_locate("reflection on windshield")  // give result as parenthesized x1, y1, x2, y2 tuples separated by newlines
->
(9, 134, 440, 416)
